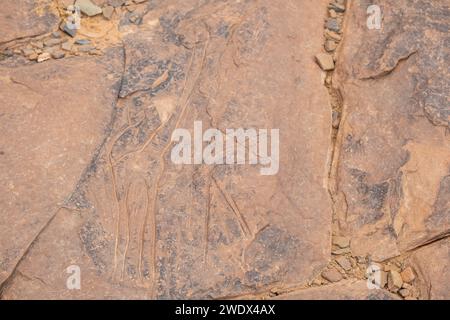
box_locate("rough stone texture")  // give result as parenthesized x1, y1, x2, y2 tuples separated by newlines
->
(0, 0, 59, 44)
(2, 0, 448, 301)
(322, 268, 343, 282)
(1, 0, 332, 299)
(408, 238, 450, 300)
(275, 280, 400, 300)
(0, 50, 124, 288)
(332, 0, 450, 261)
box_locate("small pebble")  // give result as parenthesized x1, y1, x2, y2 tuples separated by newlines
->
(60, 22, 77, 37)
(401, 267, 416, 283)
(315, 53, 335, 71)
(37, 52, 51, 63)
(325, 30, 341, 41)
(388, 270, 403, 291)
(28, 53, 38, 61)
(329, 9, 337, 18)
(102, 5, 114, 20)
(51, 50, 66, 59)
(329, 2, 346, 13)
(332, 110, 341, 128)
(402, 282, 413, 289)
(44, 38, 63, 47)
(32, 41, 44, 49)
(399, 288, 410, 298)
(325, 40, 338, 52)
(322, 268, 343, 283)
(326, 18, 341, 33)
(61, 42, 73, 51)
(22, 48, 35, 57)
(335, 256, 352, 271)
(75, 0, 102, 16)
(75, 39, 91, 45)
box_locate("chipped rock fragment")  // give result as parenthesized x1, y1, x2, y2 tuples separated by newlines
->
(388, 270, 403, 291)
(60, 22, 77, 37)
(322, 268, 343, 283)
(102, 5, 114, 20)
(315, 53, 335, 71)
(401, 267, 416, 283)
(75, 0, 102, 16)
(333, 236, 350, 248)
(51, 50, 65, 59)
(335, 256, 352, 271)
(61, 42, 73, 51)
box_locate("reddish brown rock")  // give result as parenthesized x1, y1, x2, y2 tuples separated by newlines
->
(332, 0, 450, 261)
(0, 49, 124, 288)
(1, 0, 333, 299)
(0, 0, 59, 44)
(401, 267, 416, 283)
(322, 268, 343, 283)
(408, 238, 450, 300)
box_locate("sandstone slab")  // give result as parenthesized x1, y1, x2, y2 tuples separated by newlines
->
(0, 49, 123, 288)
(0, 0, 59, 44)
(333, 0, 450, 260)
(2, 0, 333, 299)
(408, 238, 450, 300)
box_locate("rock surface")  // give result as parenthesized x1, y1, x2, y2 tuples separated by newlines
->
(0, 50, 123, 287)
(1, 0, 332, 299)
(408, 238, 450, 300)
(0, 0, 448, 301)
(332, 0, 450, 261)
(0, 0, 59, 44)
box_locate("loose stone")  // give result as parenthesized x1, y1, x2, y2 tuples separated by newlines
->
(326, 18, 341, 33)
(37, 52, 51, 63)
(102, 5, 114, 20)
(315, 53, 335, 71)
(51, 50, 66, 59)
(336, 256, 352, 271)
(75, 0, 102, 16)
(322, 268, 343, 282)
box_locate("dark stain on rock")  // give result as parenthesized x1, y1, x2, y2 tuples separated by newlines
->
(79, 221, 108, 273)
(427, 174, 450, 228)
(350, 169, 389, 224)
(246, 226, 300, 274)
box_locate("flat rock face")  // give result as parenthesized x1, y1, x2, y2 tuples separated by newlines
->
(3, 0, 447, 301)
(408, 238, 450, 300)
(1, 0, 332, 299)
(0, 51, 123, 286)
(333, 0, 450, 260)
(0, 0, 59, 44)
(275, 280, 399, 300)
